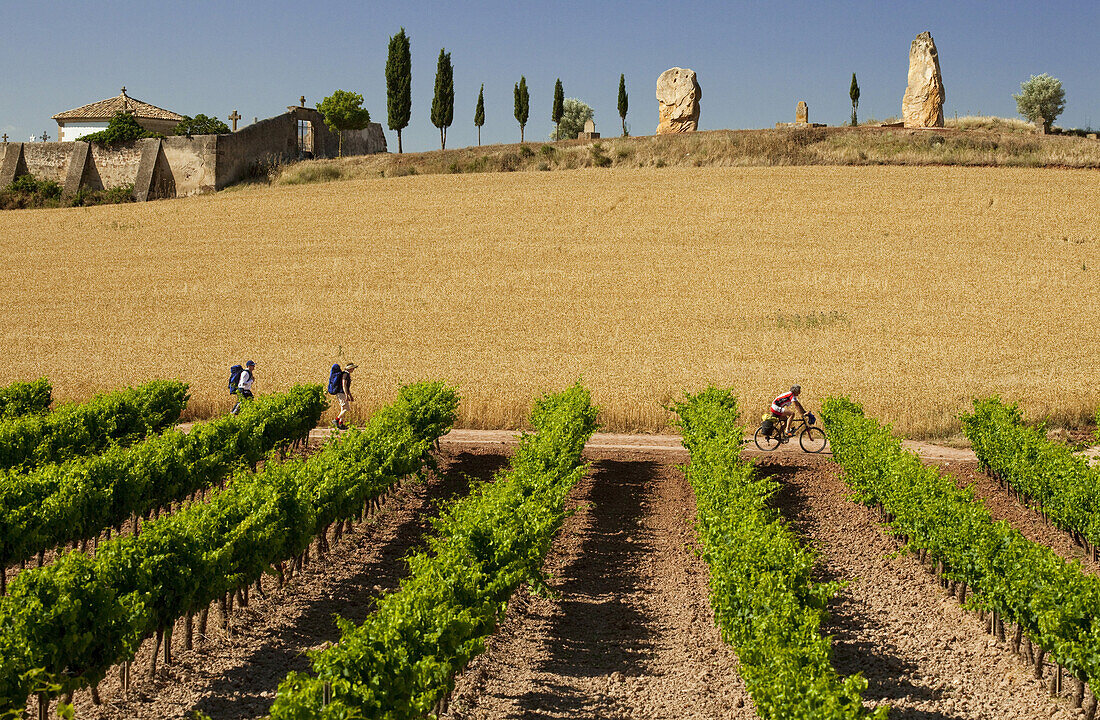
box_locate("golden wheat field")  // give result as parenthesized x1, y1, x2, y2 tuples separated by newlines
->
(1, 165, 1098, 436)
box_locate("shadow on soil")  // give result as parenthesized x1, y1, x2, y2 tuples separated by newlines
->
(761, 459, 956, 720)
(190, 451, 510, 720)
(510, 458, 659, 717)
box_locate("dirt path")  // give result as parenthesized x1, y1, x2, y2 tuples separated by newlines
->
(67, 445, 509, 720)
(765, 455, 1084, 720)
(443, 448, 755, 720)
(929, 459, 1100, 574)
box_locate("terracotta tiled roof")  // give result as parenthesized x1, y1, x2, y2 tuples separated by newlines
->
(52, 87, 184, 122)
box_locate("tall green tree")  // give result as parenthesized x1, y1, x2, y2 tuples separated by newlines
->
(1014, 73, 1066, 132)
(386, 28, 412, 153)
(514, 76, 530, 143)
(617, 74, 629, 136)
(552, 79, 564, 140)
(317, 90, 371, 156)
(430, 48, 455, 150)
(474, 84, 485, 146)
(849, 73, 860, 127)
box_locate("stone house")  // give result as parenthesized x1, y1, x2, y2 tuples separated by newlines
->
(52, 88, 184, 142)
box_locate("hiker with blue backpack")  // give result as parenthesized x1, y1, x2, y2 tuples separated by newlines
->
(229, 360, 256, 415)
(327, 362, 356, 429)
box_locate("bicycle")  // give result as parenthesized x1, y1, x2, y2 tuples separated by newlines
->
(754, 411, 828, 453)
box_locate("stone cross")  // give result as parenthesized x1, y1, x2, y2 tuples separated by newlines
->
(228, 110, 241, 131)
(300, 96, 306, 108)
(796, 101, 809, 124)
(1, 134, 7, 143)
(40, 131, 49, 142)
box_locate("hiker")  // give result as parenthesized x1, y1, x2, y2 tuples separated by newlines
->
(328, 362, 357, 429)
(231, 360, 256, 415)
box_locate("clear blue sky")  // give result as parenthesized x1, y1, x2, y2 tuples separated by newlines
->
(1, 1, 1096, 150)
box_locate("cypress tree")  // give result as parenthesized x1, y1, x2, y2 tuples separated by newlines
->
(552, 79, 564, 140)
(430, 48, 454, 150)
(618, 74, 629, 136)
(514, 76, 529, 143)
(849, 73, 860, 127)
(386, 28, 412, 153)
(474, 84, 485, 146)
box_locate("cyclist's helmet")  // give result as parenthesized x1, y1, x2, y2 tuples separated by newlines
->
(791, 384, 801, 394)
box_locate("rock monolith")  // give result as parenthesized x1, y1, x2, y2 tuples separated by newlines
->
(902, 31, 945, 128)
(656, 68, 701, 134)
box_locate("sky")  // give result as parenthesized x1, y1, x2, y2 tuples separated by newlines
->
(1, 1, 1097, 151)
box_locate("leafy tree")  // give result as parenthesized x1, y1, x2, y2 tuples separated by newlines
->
(1014, 73, 1066, 132)
(552, 79, 564, 140)
(173, 114, 230, 137)
(514, 76, 530, 143)
(386, 28, 412, 153)
(549, 98, 594, 141)
(81, 111, 159, 145)
(618, 74, 629, 137)
(474, 84, 485, 146)
(849, 73, 860, 127)
(431, 48, 455, 150)
(317, 90, 371, 157)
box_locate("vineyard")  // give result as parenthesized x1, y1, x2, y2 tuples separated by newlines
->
(0, 375, 1095, 720)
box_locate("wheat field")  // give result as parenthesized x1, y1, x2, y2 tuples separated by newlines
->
(1, 166, 1098, 437)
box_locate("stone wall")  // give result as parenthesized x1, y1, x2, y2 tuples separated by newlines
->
(161, 136, 218, 196)
(21, 143, 76, 184)
(2, 107, 387, 201)
(87, 141, 144, 189)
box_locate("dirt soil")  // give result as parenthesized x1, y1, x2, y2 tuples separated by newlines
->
(443, 447, 754, 720)
(765, 455, 1088, 720)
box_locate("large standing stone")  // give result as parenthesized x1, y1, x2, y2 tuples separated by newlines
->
(902, 31, 945, 128)
(796, 101, 809, 124)
(656, 68, 701, 134)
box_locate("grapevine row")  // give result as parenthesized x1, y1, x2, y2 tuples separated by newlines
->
(670, 387, 884, 720)
(961, 397, 1100, 559)
(268, 382, 599, 720)
(0, 385, 326, 584)
(822, 397, 1100, 717)
(0, 378, 51, 422)
(0, 381, 459, 717)
(0, 380, 189, 471)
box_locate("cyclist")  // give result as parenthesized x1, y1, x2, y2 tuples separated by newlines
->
(769, 385, 805, 438)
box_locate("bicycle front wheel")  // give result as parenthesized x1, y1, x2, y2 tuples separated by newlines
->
(800, 426, 828, 453)
(754, 425, 781, 451)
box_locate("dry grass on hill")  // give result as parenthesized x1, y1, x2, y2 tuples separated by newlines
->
(1, 165, 1098, 437)
(273, 125, 1100, 187)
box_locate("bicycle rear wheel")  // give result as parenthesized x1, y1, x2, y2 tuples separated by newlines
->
(754, 425, 781, 451)
(799, 426, 828, 453)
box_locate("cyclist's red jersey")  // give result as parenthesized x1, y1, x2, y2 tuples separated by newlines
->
(770, 391, 797, 416)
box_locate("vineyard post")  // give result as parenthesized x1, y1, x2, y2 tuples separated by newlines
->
(185, 612, 193, 650)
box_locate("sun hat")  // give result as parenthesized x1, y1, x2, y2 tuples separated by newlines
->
(345, 362, 358, 370)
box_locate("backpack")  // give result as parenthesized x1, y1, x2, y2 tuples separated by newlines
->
(327, 364, 343, 394)
(228, 365, 243, 394)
